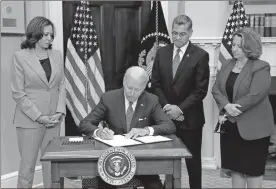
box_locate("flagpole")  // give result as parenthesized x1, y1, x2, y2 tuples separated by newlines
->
(155, 1, 159, 47)
(83, 1, 89, 103)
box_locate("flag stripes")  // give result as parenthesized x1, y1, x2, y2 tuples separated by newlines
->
(65, 1, 105, 128)
(217, 1, 248, 71)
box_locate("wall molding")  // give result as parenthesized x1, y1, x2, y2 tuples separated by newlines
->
(1, 166, 42, 188)
(191, 37, 276, 45)
(191, 37, 276, 76)
(191, 37, 222, 45)
(202, 157, 217, 170)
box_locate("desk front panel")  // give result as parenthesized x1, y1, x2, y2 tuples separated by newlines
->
(58, 159, 174, 177)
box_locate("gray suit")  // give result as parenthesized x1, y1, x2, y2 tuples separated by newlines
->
(11, 48, 66, 188)
(212, 59, 274, 140)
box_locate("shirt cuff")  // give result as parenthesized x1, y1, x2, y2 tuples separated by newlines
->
(176, 106, 183, 114)
(93, 129, 99, 138)
(163, 104, 170, 111)
(147, 127, 154, 136)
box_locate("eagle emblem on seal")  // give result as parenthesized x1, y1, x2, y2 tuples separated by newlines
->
(98, 147, 136, 185)
(107, 155, 127, 176)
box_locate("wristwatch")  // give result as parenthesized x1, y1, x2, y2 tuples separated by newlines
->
(144, 127, 150, 135)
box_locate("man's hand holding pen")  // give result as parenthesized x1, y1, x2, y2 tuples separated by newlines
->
(96, 127, 114, 140)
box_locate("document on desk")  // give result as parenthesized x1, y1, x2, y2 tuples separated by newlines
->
(93, 135, 172, 147)
(93, 135, 142, 147)
(135, 135, 172, 143)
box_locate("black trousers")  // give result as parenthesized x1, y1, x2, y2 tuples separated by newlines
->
(98, 175, 163, 189)
(177, 127, 203, 189)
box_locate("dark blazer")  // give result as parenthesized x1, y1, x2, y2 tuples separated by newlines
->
(212, 58, 274, 140)
(11, 49, 66, 128)
(79, 88, 176, 136)
(151, 42, 210, 130)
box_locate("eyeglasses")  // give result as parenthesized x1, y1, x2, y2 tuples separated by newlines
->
(214, 121, 226, 134)
(172, 31, 186, 38)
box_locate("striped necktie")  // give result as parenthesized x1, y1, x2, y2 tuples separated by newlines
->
(126, 101, 134, 132)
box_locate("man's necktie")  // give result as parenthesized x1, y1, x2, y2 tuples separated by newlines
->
(173, 48, 181, 78)
(126, 101, 134, 132)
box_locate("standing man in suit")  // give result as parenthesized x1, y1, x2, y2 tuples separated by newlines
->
(11, 16, 66, 188)
(151, 15, 210, 189)
(79, 66, 176, 189)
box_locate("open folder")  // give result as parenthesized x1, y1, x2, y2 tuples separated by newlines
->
(93, 135, 172, 147)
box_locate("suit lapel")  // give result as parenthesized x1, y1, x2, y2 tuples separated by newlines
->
(173, 42, 196, 84)
(130, 93, 145, 129)
(24, 49, 49, 87)
(164, 44, 174, 86)
(48, 50, 57, 86)
(117, 89, 127, 132)
(232, 59, 252, 101)
(220, 59, 235, 97)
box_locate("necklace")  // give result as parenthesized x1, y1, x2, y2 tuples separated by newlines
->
(235, 61, 245, 69)
(35, 49, 48, 60)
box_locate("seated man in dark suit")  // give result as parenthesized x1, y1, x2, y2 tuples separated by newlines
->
(79, 66, 176, 189)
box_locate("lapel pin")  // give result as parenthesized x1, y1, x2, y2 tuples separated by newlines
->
(141, 104, 143, 106)
(187, 54, 190, 58)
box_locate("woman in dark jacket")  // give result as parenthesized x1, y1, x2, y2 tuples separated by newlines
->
(212, 27, 275, 188)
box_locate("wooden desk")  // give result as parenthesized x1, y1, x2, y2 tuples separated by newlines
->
(41, 135, 191, 189)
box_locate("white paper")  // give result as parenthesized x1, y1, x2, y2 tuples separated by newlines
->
(69, 137, 84, 142)
(94, 135, 142, 147)
(135, 135, 172, 143)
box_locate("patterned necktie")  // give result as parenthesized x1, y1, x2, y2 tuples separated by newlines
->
(173, 48, 181, 78)
(126, 101, 134, 132)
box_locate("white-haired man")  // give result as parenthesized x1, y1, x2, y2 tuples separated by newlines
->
(79, 66, 176, 189)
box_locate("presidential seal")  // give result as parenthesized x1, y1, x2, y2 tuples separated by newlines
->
(97, 147, 136, 186)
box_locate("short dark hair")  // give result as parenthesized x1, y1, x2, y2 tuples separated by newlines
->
(172, 15, 193, 30)
(232, 27, 262, 60)
(21, 16, 55, 49)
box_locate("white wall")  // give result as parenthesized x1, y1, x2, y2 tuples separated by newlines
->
(185, 1, 230, 38)
(1, 36, 22, 175)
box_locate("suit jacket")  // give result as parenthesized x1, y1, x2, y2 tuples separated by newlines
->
(79, 88, 176, 136)
(212, 58, 274, 140)
(11, 49, 66, 128)
(151, 42, 210, 130)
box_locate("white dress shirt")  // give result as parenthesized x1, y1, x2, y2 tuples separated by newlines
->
(172, 41, 189, 62)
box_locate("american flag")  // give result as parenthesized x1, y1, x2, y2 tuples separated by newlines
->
(65, 1, 105, 126)
(217, 1, 249, 71)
